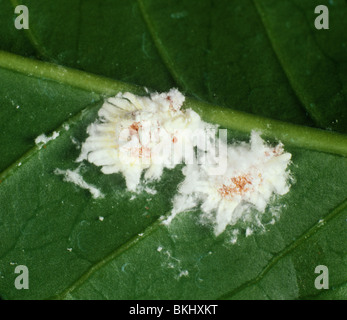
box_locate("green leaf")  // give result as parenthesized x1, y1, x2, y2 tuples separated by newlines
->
(3, 0, 346, 129)
(0, 0, 346, 300)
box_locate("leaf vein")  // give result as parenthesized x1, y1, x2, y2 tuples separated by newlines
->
(218, 197, 347, 299)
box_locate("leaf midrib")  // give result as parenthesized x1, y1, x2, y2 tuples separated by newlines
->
(0, 50, 346, 160)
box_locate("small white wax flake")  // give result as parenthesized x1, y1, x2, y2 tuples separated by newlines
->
(54, 168, 104, 199)
(167, 131, 292, 236)
(67, 248, 72, 252)
(245, 227, 254, 237)
(99, 216, 104, 222)
(121, 263, 131, 273)
(71, 136, 80, 146)
(133, 183, 158, 195)
(230, 237, 238, 245)
(35, 131, 60, 147)
(63, 124, 70, 131)
(178, 270, 189, 278)
(18, 162, 22, 167)
(269, 218, 276, 225)
(16, 105, 20, 109)
(230, 229, 240, 244)
(159, 249, 188, 279)
(144, 186, 157, 195)
(138, 233, 144, 237)
(77, 88, 214, 191)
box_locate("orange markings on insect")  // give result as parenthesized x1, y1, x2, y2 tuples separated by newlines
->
(218, 175, 253, 199)
(273, 145, 283, 155)
(166, 95, 177, 111)
(172, 136, 177, 143)
(265, 145, 283, 157)
(129, 122, 141, 135)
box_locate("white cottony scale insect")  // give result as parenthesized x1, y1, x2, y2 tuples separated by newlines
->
(165, 131, 292, 236)
(77, 88, 213, 191)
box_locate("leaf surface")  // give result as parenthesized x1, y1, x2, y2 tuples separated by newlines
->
(0, 0, 346, 300)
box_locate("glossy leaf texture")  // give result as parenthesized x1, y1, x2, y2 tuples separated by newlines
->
(0, 0, 346, 300)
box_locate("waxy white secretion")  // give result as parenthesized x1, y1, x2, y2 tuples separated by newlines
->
(77, 88, 213, 191)
(76, 89, 292, 237)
